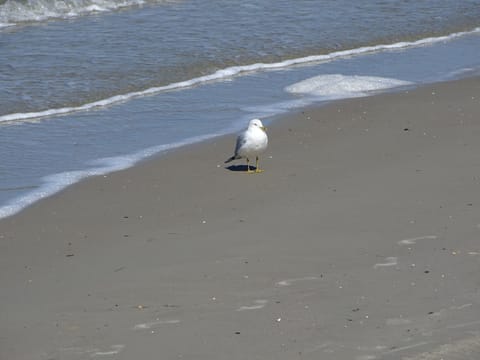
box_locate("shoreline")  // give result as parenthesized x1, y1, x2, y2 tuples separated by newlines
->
(0, 70, 475, 222)
(1, 76, 480, 359)
(2, 24, 480, 217)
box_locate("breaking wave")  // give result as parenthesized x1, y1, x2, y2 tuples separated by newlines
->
(0, 0, 171, 26)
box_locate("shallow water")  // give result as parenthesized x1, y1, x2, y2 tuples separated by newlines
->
(2, 0, 480, 118)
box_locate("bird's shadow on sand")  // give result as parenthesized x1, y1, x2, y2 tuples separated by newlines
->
(225, 165, 258, 172)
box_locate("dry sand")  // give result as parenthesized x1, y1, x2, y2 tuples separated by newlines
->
(1, 77, 480, 360)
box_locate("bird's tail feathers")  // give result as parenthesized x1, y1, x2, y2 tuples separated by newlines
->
(224, 155, 239, 163)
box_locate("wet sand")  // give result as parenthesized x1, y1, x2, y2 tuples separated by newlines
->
(1, 77, 480, 360)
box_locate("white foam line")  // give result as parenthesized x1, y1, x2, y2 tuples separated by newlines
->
(276, 276, 319, 287)
(236, 299, 268, 311)
(398, 235, 438, 245)
(373, 257, 398, 269)
(0, 132, 217, 220)
(1, 27, 479, 124)
(133, 319, 180, 330)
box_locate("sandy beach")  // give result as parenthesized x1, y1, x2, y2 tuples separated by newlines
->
(1, 76, 480, 360)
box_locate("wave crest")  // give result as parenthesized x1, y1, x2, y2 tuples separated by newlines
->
(0, 0, 168, 26)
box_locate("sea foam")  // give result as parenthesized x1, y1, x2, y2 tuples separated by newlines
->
(285, 74, 413, 99)
(0, 0, 159, 26)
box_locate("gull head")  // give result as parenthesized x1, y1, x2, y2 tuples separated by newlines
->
(249, 118, 266, 131)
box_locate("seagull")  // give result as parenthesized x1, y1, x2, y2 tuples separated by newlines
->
(225, 118, 268, 173)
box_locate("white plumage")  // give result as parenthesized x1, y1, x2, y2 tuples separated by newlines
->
(225, 119, 268, 173)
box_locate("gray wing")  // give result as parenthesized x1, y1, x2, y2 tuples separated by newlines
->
(234, 132, 248, 156)
(225, 132, 248, 163)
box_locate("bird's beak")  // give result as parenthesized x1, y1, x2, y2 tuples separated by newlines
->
(261, 126, 267, 131)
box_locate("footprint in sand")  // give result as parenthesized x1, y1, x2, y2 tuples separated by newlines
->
(61, 344, 126, 358)
(397, 235, 437, 246)
(133, 319, 180, 330)
(373, 257, 398, 269)
(276, 276, 319, 287)
(90, 345, 125, 357)
(236, 299, 268, 311)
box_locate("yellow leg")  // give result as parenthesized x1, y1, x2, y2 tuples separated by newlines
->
(255, 156, 264, 173)
(246, 158, 254, 173)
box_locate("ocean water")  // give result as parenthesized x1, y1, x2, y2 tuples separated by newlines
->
(1, 0, 480, 218)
